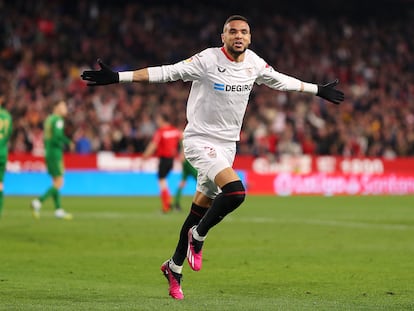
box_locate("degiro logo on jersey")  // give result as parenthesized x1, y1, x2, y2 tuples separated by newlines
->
(213, 83, 253, 92)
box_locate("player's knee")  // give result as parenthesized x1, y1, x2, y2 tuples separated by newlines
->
(53, 176, 64, 189)
(222, 180, 246, 209)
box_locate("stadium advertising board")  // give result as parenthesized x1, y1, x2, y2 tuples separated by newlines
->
(246, 155, 414, 195)
(8, 153, 414, 195)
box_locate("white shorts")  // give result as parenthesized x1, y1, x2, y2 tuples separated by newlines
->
(183, 137, 236, 199)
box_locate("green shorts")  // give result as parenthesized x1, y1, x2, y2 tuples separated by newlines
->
(182, 159, 197, 181)
(0, 161, 6, 182)
(46, 156, 64, 177)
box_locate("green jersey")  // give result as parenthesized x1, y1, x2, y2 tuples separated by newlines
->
(0, 107, 12, 161)
(44, 114, 71, 158)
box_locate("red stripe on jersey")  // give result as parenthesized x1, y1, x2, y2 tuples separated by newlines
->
(221, 46, 235, 62)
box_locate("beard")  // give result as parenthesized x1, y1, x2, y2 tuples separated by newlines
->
(227, 45, 248, 57)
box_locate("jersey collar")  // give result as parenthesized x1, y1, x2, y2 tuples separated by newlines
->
(221, 46, 235, 62)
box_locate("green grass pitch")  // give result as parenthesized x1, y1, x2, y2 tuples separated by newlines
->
(1, 195, 413, 310)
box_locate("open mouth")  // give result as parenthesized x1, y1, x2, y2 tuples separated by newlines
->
(234, 41, 243, 48)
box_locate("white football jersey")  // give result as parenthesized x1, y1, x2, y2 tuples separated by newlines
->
(148, 47, 316, 142)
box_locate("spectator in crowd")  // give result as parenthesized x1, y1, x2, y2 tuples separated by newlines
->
(73, 127, 93, 154)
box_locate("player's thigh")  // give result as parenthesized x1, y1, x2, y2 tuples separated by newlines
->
(46, 157, 64, 177)
(0, 164, 6, 183)
(53, 175, 64, 188)
(0, 160, 6, 182)
(0, 154, 7, 182)
(192, 190, 213, 208)
(183, 138, 236, 198)
(214, 167, 240, 188)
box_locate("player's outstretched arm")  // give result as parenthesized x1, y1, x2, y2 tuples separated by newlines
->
(81, 59, 119, 86)
(81, 59, 148, 86)
(316, 79, 344, 105)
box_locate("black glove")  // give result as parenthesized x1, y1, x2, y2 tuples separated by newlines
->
(81, 59, 119, 86)
(316, 79, 344, 105)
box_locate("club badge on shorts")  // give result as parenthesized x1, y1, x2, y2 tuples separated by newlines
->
(204, 146, 217, 158)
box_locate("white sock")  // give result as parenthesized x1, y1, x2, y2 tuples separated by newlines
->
(55, 208, 65, 216)
(193, 227, 207, 241)
(169, 259, 183, 274)
(32, 199, 42, 210)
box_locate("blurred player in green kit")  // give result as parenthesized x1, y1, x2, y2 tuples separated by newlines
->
(173, 156, 197, 211)
(0, 94, 12, 218)
(31, 100, 73, 220)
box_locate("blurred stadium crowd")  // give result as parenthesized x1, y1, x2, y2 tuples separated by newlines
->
(1, 0, 413, 158)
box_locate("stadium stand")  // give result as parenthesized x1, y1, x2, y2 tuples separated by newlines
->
(1, 0, 413, 157)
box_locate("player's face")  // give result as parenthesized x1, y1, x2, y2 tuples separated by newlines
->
(56, 101, 68, 117)
(221, 20, 251, 58)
